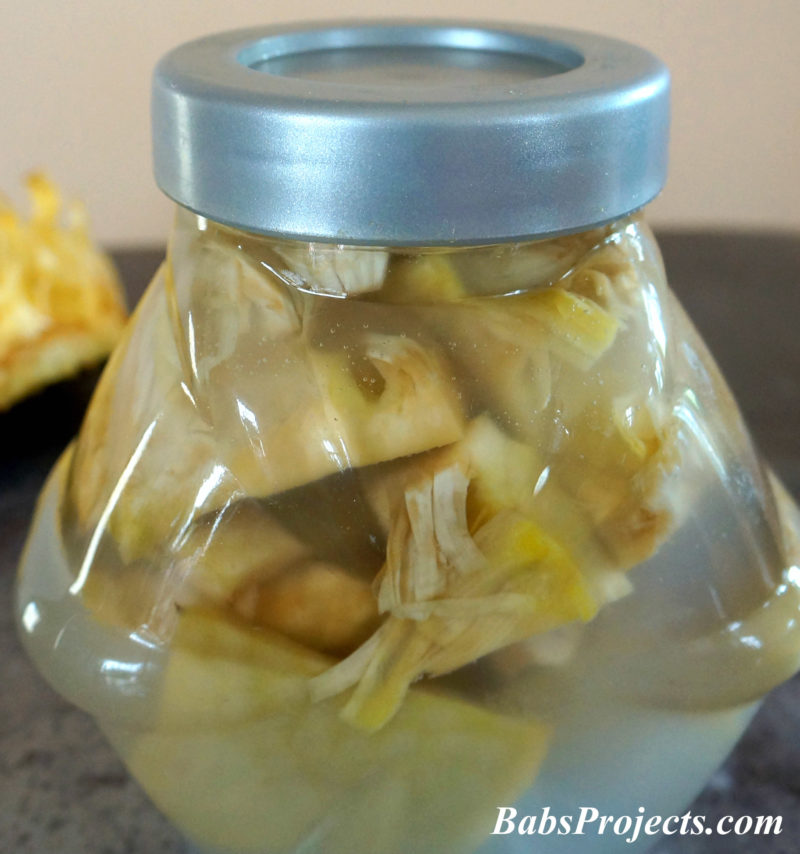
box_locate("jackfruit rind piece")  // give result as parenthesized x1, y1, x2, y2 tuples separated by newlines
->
(214, 335, 339, 498)
(612, 395, 662, 460)
(115, 608, 549, 854)
(108, 421, 240, 565)
(0, 174, 127, 410)
(461, 415, 543, 527)
(428, 301, 553, 427)
(142, 608, 327, 729)
(562, 238, 642, 319)
(272, 240, 389, 296)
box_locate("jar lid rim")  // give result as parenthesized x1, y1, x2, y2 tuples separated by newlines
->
(152, 19, 670, 245)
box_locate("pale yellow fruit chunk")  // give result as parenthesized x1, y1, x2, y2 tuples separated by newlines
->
(272, 240, 388, 296)
(378, 254, 467, 303)
(231, 561, 381, 657)
(111, 609, 549, 854)
(175, 501, 312, 605)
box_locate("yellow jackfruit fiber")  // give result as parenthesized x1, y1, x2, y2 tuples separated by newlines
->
(312, 420, 601, 731)
(0, 174, 127, 410)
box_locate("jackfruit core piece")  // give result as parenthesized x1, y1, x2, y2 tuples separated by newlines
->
(0, 174, 128, 410)
(110, 609, 548, 854)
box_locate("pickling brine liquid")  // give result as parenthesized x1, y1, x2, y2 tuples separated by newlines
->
(16, 213, 800, 854)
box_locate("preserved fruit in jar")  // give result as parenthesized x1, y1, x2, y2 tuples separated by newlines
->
(16, 20, 800, 854)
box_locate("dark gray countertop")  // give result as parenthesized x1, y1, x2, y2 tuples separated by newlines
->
(1, 232, 799, 854)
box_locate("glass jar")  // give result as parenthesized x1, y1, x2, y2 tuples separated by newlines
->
(16, 21, 800, 854)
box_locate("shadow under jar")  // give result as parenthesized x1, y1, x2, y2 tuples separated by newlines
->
(15, 20, 800, 854)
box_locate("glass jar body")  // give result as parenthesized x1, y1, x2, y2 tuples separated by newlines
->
(16, 205, 800, 854)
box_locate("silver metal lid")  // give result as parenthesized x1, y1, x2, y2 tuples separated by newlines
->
(152, 20, 670, 245)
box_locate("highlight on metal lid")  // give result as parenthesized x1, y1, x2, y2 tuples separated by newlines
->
(152, 20, 670, 245)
